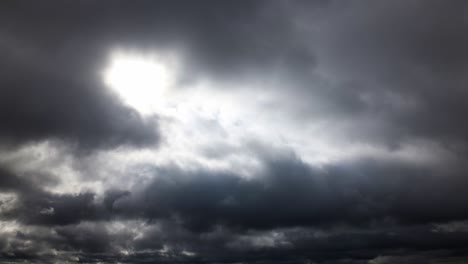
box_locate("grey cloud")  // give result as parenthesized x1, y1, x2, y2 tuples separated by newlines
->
(0, 2, 161, 151)
(3, 151, 468, 262)
(3, 220, 468, 263)
(111, 155, 468, 231)
(2, 0, 468, 263)
(3, 0, 468, 152)
(300, 1, 468, 147)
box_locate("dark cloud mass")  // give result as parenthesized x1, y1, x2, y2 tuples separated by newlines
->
(1, 0, 468, 263)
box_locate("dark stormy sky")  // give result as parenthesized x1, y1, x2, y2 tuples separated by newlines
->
(2, 1, 468, 263)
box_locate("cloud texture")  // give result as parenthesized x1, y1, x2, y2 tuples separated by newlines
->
(1, 1, 468, 263)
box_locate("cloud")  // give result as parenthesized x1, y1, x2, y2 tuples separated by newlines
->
(0, 3, 160, 151)
(109, 154, 468, 231)
(3, 152, 468, 262)
(1, 0, 468, 263)
(299, 0, 468, 147)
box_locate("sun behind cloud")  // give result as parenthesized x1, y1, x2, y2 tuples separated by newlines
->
(103, 51, 173, 114)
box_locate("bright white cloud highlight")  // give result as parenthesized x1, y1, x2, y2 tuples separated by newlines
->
(103, 51, 174, 114)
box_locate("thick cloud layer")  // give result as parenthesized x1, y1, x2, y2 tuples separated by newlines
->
(0, 1, 159, 150)
(1, 0, 468, 263)
(2, 154, 468, 263)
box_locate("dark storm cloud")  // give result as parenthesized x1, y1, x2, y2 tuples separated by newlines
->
(110, 154, 468, 231)
(0, 164, 97, 225)
(2, 0, 468, 263)
(4, 153, 468, 262)
(0, 166, 33, 192)
(2, 0, 468, 150)
(0, 1, 163, 150)
(0, 0, 315, 78)
(0, 64, 159, 150)
(0, 0, 317, 150)
(299, 0, 468, 147)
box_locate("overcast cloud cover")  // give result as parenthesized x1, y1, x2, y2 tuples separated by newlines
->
(2, 0, 468, 263)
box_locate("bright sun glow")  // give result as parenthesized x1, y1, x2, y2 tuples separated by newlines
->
(103, 51, 173, 114)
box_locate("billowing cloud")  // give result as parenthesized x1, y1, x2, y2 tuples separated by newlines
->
(1, 0, 468, 263)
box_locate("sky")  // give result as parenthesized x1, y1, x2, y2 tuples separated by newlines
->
(1, 1, 468, 263)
